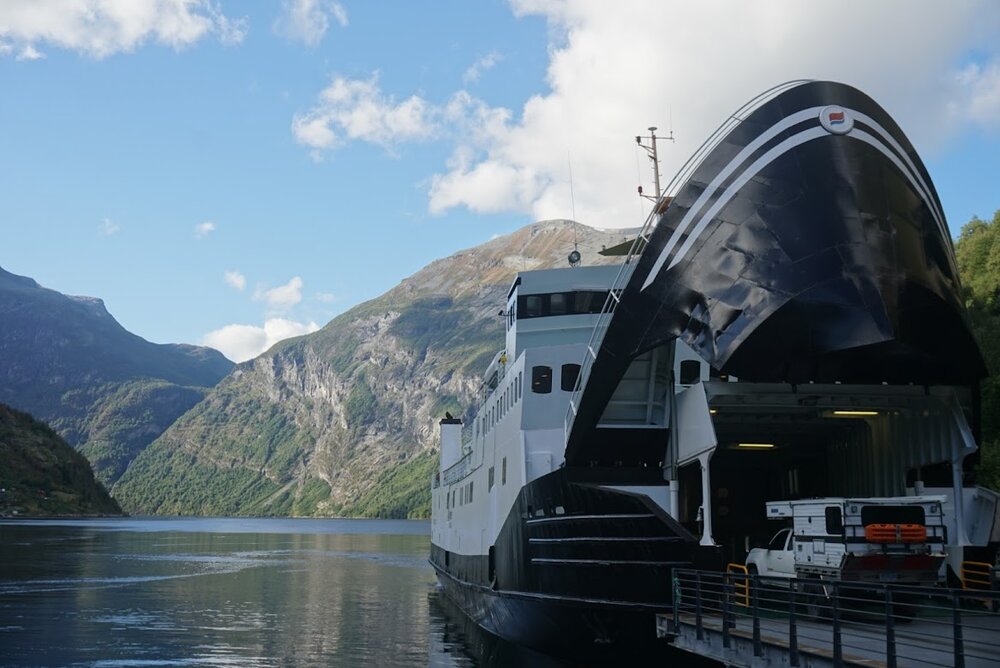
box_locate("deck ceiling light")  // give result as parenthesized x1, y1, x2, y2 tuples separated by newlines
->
(737, 442, 775, 449)
(832, 410, 879, 417)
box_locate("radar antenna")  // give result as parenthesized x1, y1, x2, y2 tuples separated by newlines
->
(568, 151, 581, 267)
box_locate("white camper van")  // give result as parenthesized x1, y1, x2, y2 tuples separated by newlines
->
(747, 497, 947, 585)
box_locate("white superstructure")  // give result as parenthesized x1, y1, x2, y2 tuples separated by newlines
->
(431, 265, 622, 559)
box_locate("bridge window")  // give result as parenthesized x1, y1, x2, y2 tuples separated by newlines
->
(550, 292, 568, 315)
(573, 291, 606, 313)
(516, 291, 609, 319)
(489, 466, 495, 490)
(525, 295, 543, 317)
(531, 365, 552, 394)
(561, 363, 581, 391)
(502, 457, 507, 485)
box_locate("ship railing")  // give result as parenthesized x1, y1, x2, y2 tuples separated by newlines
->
(667, 567, 1000, 668)
(564, 80, 812, 443)
(441, 451, 474, 486)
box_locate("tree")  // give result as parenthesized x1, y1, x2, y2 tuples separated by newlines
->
(955, 209, 1000, 491)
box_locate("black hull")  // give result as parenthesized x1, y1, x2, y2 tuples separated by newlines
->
(432, 561, 669, 655)
(430, 467, 719, 655)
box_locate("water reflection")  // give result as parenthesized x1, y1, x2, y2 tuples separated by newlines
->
(0, 520, 710, 667)
(0, 520, 444, 667)
(427, 589, 569, 667)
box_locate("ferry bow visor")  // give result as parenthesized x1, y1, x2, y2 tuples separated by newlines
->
(567, 81, 986, 458)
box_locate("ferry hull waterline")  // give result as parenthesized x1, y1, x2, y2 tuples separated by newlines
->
(429, 80, 986, 655)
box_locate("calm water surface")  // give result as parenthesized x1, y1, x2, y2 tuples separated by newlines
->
(0, 518, 566, 667)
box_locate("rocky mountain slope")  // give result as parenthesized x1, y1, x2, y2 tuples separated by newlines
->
(0, 266, 233, 486)
(0, 403, 121, 516)
(113, 220, 632, 517)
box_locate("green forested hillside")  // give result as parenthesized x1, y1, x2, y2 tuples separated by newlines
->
(955, 209, 1000, 490)
(0, 266, 232, 486)
(111, 292, 502, 518)
(0, 404, 121, 516)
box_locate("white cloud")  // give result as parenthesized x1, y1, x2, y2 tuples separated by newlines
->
(952, 58, 1000, 129)
(201, 318, 320, 362)
(224, 270, 246, 291)
(292, 74, 437, 153)
(254, 276, 304, 310)
(329, 3, 348, 28)
(294, 1, 999, 228)
(463, 51, 502, 84)
(275, 0, 347, 47)
(422, 0, 1000, 227)
(213, 8, 248, 46)
(194, 221, 216, 238)
(315, 291, 337, 303)
(0, 0, 247, 59)
(15, 45, 44, 61)
(100, 218, 120, 235)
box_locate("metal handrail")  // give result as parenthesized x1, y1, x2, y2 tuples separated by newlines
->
(961, 560, 994, 590)
(441, 451, 474, 486)
(671, 568, 1000, 668)
(563, 80, 813, 444)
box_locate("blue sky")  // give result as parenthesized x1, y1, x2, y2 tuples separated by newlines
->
(1, 1, 998, 361)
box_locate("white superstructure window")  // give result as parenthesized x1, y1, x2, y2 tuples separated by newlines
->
(531, 366, 552, 394)
(561, 363, 581, 392)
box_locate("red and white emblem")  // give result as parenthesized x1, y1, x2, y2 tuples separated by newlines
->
(820, 105, 854, 135)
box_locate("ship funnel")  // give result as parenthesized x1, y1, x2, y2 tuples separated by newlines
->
(439, 416, 463, 471)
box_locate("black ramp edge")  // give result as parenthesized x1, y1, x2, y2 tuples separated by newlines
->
(567, 80, 986, 465)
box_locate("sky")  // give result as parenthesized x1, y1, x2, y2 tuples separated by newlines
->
(1, 0, 998, 363)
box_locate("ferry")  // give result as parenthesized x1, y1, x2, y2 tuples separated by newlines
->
(429, 80, 991, 654)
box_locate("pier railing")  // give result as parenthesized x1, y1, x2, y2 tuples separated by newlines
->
(667, 568, 1000, 668)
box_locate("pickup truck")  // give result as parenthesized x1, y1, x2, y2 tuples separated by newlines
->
(746, 526, 795, 579)
(746, 496, 947, 585)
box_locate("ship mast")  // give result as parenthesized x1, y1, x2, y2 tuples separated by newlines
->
(636, 126, 673, 203)
(636, 124, 678, 511)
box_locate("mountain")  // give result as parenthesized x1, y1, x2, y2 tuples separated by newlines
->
(0, 404, 121, 516)
(0, 266, 234, 486)
(113, 220, 633, 517)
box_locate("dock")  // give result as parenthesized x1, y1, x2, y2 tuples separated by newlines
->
(657, 569, 1000, 667)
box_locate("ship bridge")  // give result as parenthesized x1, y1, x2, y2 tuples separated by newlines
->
(563, 80, 988, 564)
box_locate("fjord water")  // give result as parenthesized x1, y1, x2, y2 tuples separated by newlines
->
(0, 518, 529, 667)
